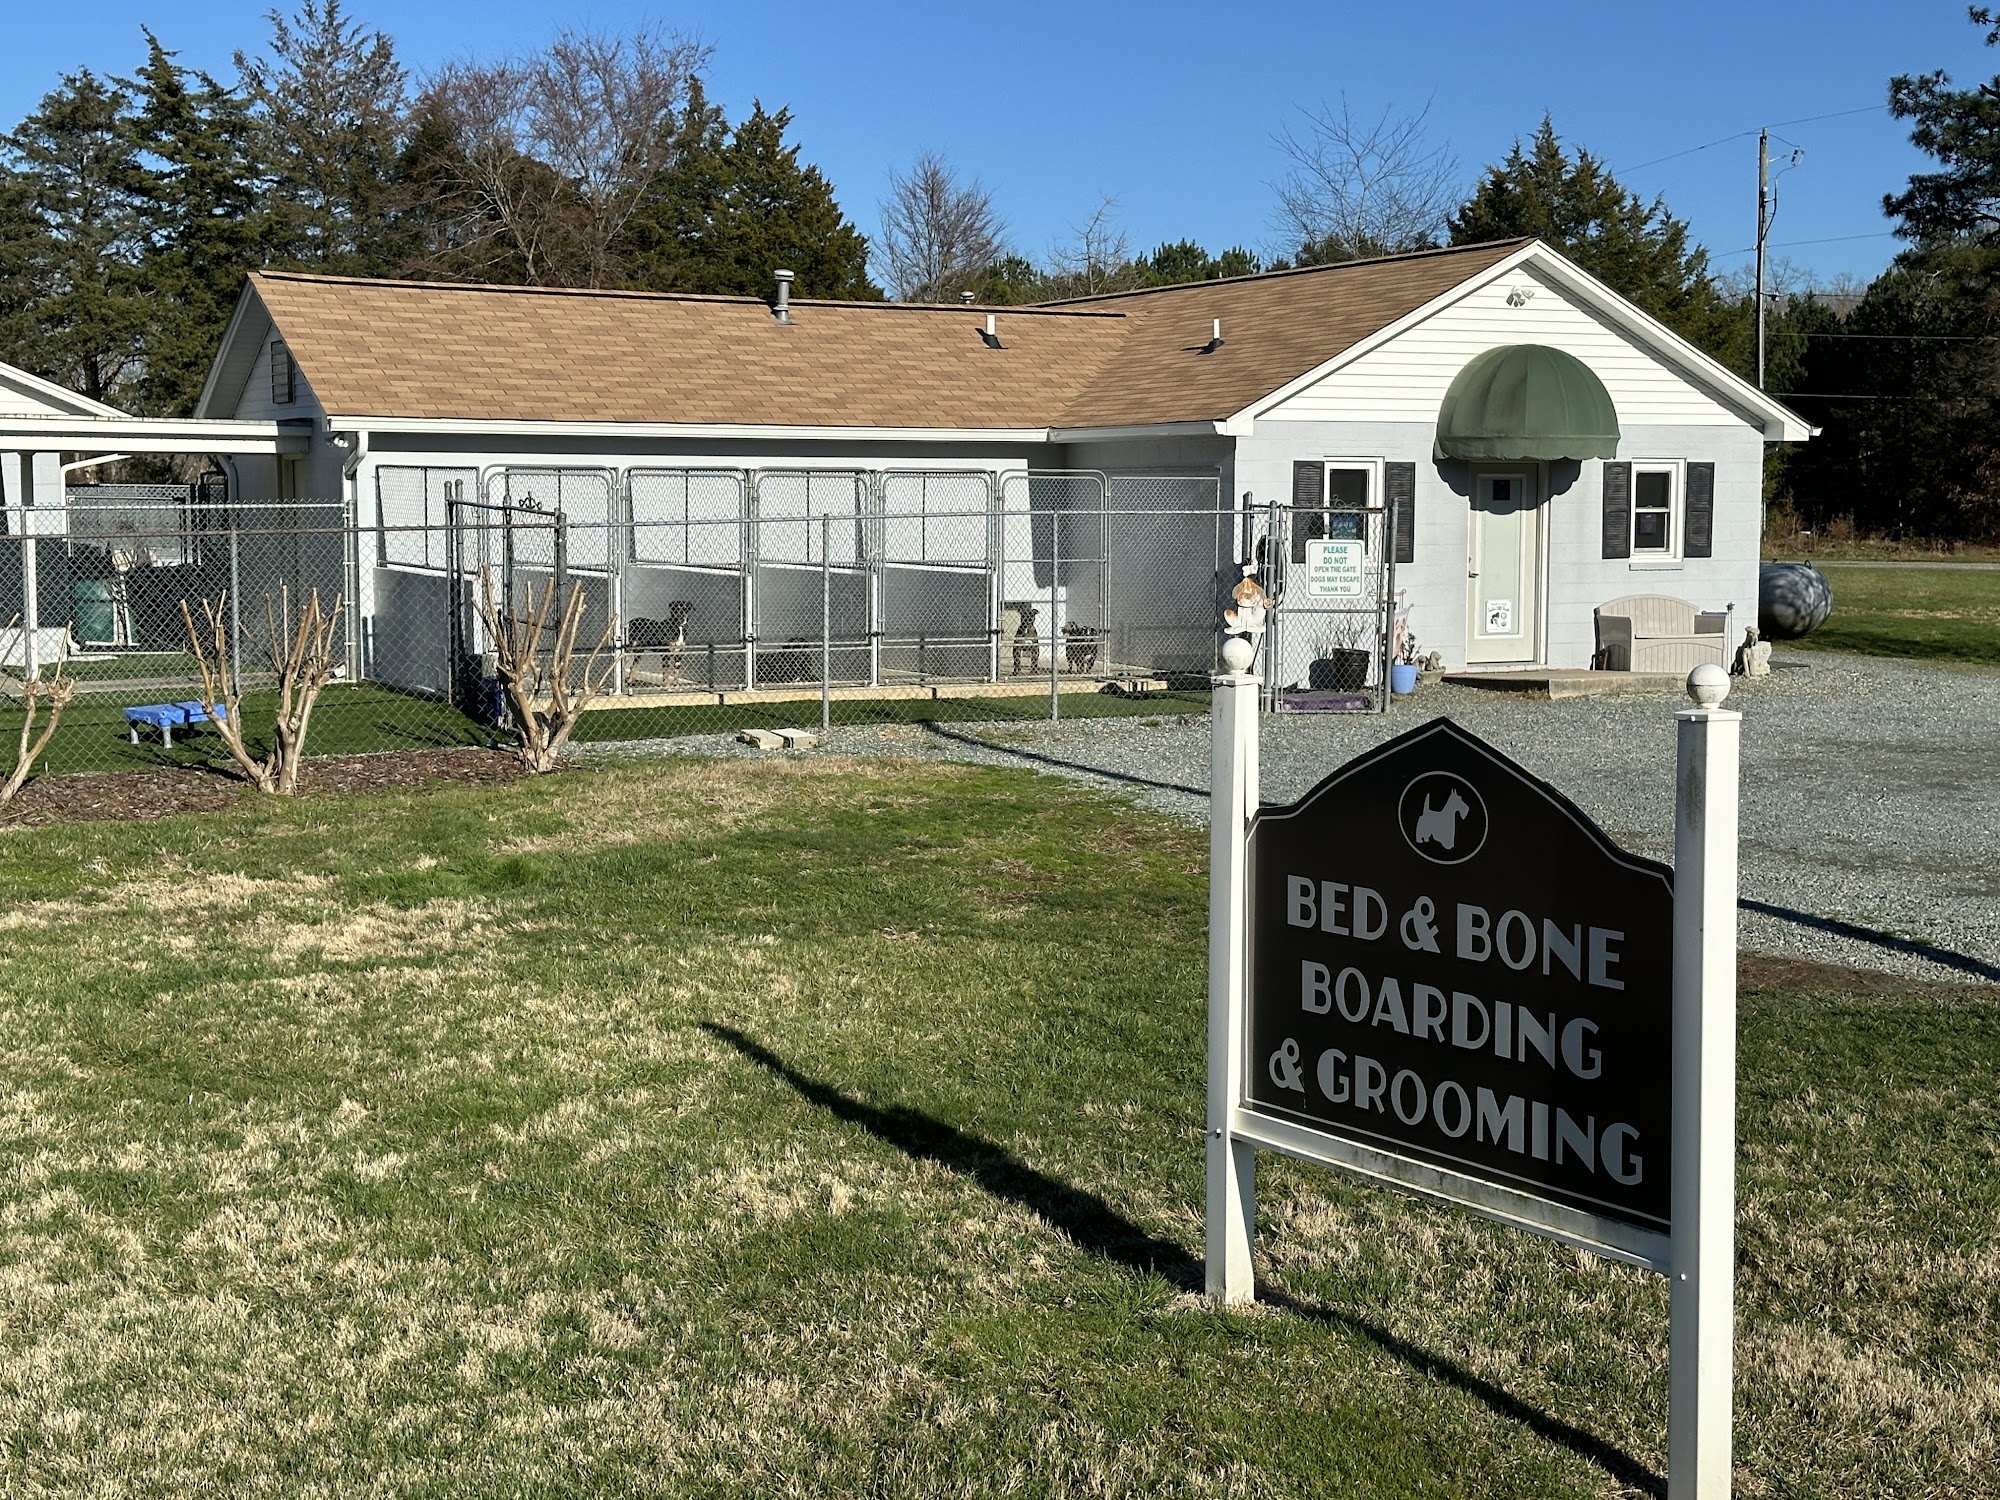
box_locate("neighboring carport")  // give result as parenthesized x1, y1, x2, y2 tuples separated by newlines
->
(1, 414, 310, 672)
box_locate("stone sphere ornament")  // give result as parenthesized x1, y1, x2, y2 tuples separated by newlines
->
(1686, 661, 1731, 708)
(1220, 634, 1257, 673)
(1758, 562, 1834, 639)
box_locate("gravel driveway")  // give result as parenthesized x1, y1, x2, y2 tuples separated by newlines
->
(591, 649, 2000, 984)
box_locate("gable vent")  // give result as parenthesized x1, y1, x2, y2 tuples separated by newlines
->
(270, 340, 296, 406)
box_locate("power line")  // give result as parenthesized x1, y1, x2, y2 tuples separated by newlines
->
(1797, 331, 1997, 341)
(1615, 104, 1884, 176)
(1715, 231, 1900, 258)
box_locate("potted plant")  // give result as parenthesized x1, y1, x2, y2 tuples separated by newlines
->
(1390, 616, 1420, 695)
(1306, 613, 1373, 691)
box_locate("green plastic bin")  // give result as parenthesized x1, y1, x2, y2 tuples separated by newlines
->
(72, 579, 115, 644)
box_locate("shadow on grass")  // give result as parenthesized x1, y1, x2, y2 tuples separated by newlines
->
(918, 721, 1207, 797)
(703, 1022, 1665, 1498)
(1740, 898, 2000, 982)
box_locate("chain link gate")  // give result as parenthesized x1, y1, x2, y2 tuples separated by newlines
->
(1259, 499, 1396, 714)
(445, 496, 570, 722)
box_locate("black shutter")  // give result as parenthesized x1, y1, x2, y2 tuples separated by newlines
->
(1290, 461, 1325, 563)
(1386, 461, 1416, 564)
(1683, 462, 1715, 558)
(1602, 461, 1632, 560)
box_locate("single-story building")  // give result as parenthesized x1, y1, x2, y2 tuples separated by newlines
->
(14, 237, 1810, 698)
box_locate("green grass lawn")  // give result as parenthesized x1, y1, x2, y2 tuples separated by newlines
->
(1793, 564, 2000, 665)
(0, 760, 1990, 1497)
(16, 681, 1210, 777)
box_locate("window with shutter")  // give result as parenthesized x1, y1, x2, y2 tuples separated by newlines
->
(1684, 462, 1715, 558)
(1386, 462, 1415, 564)
(1602, 462, 1632, 560)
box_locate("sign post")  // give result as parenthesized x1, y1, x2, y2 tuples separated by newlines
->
(1206, 633, 1260, 1304)
(1205, 639, 1740, 1496)
(1670, 666, 1739, 1499)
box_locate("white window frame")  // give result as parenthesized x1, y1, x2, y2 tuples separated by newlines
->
(1289, 457, 1383, 562)
(1629, 460, 1683, 564)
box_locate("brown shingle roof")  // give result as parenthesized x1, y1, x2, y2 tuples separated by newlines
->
(1044, 239, 1529, 427)
(247, 240, 1530, 431)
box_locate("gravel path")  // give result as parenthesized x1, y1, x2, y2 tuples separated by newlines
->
(583, 649, 2000, 984)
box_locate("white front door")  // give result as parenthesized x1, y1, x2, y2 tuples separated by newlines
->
(1466, 472, 1539, 665)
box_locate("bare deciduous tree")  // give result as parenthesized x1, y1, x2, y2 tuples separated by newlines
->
(182, 587, 344, 795)
(1273, 98, 1460, 264)
(416, 25, 710, 287)
(875, 151, 1007, 301)
(475, 572, 616, 773)
(1041, 195, 1138, 299)
(0, 617, 74, 806)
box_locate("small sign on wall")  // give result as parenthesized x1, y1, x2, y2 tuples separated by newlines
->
(1305, 539, 1366, 598)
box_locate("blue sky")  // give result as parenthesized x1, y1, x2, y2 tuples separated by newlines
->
(3, 1, 1991, 289)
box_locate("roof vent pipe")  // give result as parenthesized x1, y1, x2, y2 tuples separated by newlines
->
(979, 314, 1003, 350)
(1199, 318, 1225, 355)
(773, 269, 794, 323)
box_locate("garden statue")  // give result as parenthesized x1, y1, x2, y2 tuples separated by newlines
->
(1221, 567, 1272, 673)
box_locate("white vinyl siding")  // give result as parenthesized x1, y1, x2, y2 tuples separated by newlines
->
(1262, 267, 1758, 429)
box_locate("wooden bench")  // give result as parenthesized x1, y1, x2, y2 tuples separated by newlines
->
(1593, 595, 1730, 673)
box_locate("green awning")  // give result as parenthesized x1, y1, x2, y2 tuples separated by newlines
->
(1434, 344, 1620, 462)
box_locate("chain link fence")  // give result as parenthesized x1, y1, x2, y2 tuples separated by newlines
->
(0, 467, 1403, 788)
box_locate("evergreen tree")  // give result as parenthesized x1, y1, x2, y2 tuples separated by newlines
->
(1780, 9, 2000, 542)
(236, 0, 406, 274)
(1884, 6, 2000, 252)
(1449, 116, 1733, 358)
(625, 96, 876, 299)
(124, 31, 271, 414)
(0, 71, 149, 404)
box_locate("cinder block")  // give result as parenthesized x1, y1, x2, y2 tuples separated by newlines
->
(736, 728, 785, 749)
(774, 728, 820, 749)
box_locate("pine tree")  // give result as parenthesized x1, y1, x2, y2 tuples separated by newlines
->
(124, 31, 271, 414)
(1449, 117, 1733, 358)
(625, 96, 876, 299)
(235, 0, 406, 275)
(0, 71, 149, 404)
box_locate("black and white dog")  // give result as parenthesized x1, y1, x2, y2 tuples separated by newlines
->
(628, 601, 694, 686)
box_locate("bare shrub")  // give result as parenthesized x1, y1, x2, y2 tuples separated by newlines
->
(182, 588, 345, 795)
(475, 571, 617, 773)
(0, 617, 75, 806)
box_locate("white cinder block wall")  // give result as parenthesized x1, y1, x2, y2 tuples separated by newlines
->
(1233, 420, 1766, 672)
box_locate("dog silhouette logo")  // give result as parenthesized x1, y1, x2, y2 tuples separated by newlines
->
(1398, 772, 1488, 865)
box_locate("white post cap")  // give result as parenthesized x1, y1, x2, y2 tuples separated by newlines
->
(1686, 662, 1731, 708)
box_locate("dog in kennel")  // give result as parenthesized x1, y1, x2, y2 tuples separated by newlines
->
(626, 601, 695, 687)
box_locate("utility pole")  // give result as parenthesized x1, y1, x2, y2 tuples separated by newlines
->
(1755, 128, 1769, 391)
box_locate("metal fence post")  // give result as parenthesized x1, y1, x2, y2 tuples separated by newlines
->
(821, 513, 832, 735)
(1049, 509, 1061, 722)
(228, 526, 243, 700)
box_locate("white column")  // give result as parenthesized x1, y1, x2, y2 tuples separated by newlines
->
(1206, 655, 1260, 1303)
(1669, 663, 1740, 1500)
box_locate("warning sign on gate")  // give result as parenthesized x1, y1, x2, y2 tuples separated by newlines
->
(1305, 539, 1366, 598)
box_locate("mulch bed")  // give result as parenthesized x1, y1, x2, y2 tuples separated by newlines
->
(0, 748, 534, 830)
